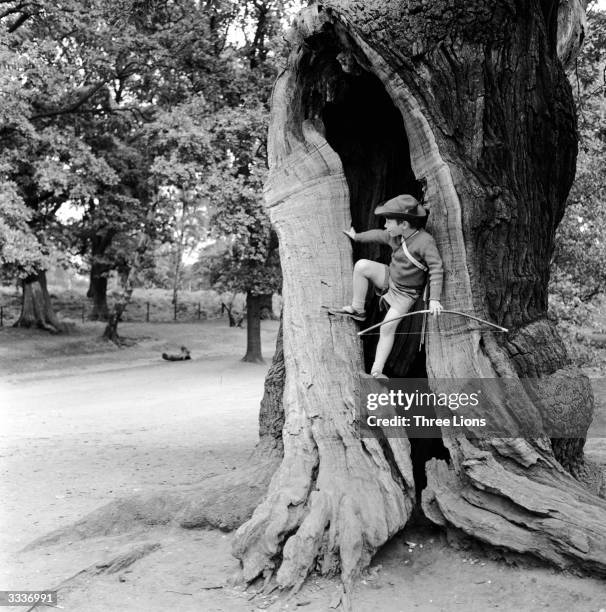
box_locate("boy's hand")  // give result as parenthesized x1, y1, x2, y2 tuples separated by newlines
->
(429, 300, 443, 316)
(343, 227, 356, 240)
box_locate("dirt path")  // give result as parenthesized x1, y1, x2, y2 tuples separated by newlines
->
(1, 321, 605, 611)
(0, 357, 267, 552)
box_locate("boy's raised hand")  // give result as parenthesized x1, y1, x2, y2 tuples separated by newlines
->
(343, 227, 356, 240)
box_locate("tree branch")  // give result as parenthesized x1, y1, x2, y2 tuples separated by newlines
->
(8, 10, 31, 32)
(0, 5, 24, 19)
(581, 286, 602, 302)
(29, 82, 107, 120)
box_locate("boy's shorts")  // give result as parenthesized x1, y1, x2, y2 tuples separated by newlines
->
(375, 264, 423, 314)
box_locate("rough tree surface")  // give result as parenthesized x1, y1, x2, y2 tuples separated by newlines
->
(232, 0, 606, 597)
(242, 292, 266, 363)
(88, 262, 111, 321)
(15, 270, 63, 333)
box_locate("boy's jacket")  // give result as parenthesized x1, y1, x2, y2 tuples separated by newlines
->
(354, 229, 443, 300)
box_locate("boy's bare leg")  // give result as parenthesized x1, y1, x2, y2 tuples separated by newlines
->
(371, 306, 404, 375)
(351, 259, 387, 312)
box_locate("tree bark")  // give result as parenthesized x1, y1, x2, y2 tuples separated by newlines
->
(14, 270, 63, 333)
(103, 204, 155, 344)
(233, 110, 415, 596)
(242, 292, 265, 364)
(259, 293, 276, 319)
(87, 262, 110, 321)
(87, 230, 114, 322)
(102, 311, 121, 343)
(233, 0, 606, 594)
(221, 301, 239, 327)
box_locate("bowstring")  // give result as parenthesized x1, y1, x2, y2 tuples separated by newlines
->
(360, 329, 508, 336)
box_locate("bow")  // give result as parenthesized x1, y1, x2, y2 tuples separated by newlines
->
(357, 309, 508, 336)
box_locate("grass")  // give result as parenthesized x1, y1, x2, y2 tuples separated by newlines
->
(0, 285, 283, 378)
(1, 285, 602, 374)
(0, 286, 249, 326)
(0, 319, 281, 376)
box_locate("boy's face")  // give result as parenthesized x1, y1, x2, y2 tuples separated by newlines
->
(384, 217, 407, 236)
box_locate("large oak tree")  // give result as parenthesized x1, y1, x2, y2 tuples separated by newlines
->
(230, 0, 606, 601)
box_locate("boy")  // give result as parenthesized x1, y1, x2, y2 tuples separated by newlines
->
(329, 194, 444, 378)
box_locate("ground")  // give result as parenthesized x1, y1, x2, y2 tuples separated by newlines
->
(0, 319, 605, 612)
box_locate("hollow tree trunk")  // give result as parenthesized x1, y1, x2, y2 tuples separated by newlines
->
(14, 270, 62, 333)
(233, 0, 606, 594)
(87, 262, 110, 321)
(242, 292, 265, 364)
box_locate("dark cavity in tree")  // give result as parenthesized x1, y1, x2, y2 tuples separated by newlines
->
(294, 23, 450, 495)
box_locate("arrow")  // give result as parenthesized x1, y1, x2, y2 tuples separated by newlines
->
(357, 309, 508, 336)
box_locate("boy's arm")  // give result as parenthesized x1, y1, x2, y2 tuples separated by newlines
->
(351, 229, 391, 245)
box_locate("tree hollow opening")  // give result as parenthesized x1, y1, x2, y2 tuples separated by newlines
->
(294, 22, 450, 493)
(294, 23, 428, 376)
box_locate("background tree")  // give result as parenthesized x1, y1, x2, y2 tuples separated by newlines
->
(1, 0, 279, 336)
(551, 6, 606, 325)
(208, 171, 281, 363)
(97, 0, 291, 342)
(0, 20, 118, 330)
(0, 1, 149, 329)
(205, 94, 283, 362)
(0, 45, 48, 283)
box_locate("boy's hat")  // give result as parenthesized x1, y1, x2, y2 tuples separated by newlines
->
(374, 194, 427, 220)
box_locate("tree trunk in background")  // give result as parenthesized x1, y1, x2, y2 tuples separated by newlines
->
(102, 311, 121, 343)
(87, 231, 114, 322)
(87, 262, 110, 321)
(103, 204, 156, 344)
(233, 0, 606, 595)
(242, 292, 264, 364)
(259, 293, 276, 319)
(14, 270, 63, 333)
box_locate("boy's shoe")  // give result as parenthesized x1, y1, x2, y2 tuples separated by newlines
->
(327, 306, 367, 322)
(371, 371, 388, 379)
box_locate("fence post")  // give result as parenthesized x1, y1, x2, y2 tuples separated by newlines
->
(197, 303, 201, 320)
(0, 306, 3, 327)
(81, 304, 85, 323)
(146, 302, 150, 322)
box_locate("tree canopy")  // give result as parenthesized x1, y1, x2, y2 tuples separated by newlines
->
(0, 0, 300, 333)
(551, 6, 606, 324)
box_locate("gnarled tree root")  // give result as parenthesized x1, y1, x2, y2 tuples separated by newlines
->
(422, 440, 606, 577)
(24, 457, 280, 551)
(232, 435, 415, 593)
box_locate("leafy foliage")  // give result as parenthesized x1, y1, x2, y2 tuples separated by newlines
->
(1, 0, 299, 308)
(204, 102, 282, 297)
(0, 178, 47, 276)
(550, 7, 606, 327)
